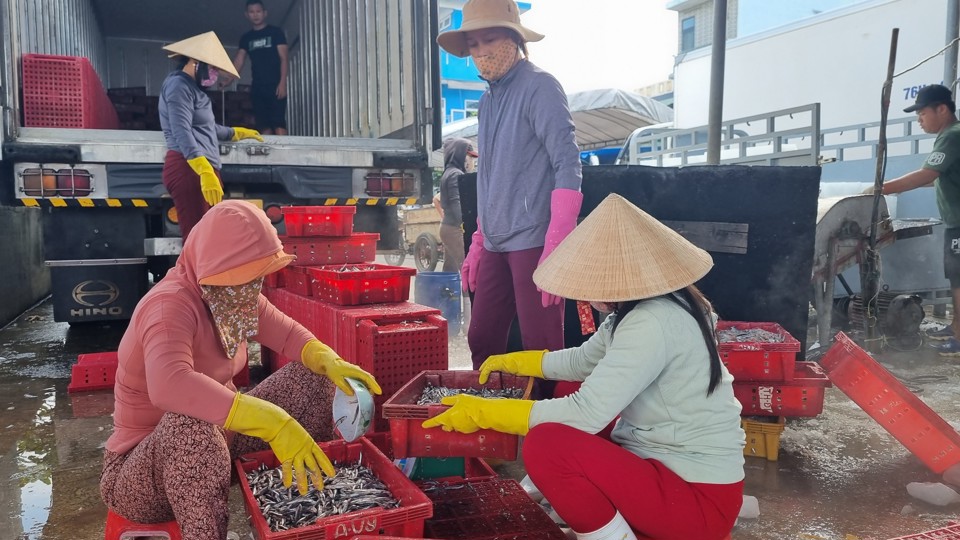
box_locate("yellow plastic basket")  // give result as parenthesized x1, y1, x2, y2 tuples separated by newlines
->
(742, 416, 786, 461)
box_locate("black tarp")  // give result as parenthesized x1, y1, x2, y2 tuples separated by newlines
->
(459, 164, 821, 357)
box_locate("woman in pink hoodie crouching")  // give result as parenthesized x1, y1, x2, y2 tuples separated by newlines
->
(99, 201, 381, 540)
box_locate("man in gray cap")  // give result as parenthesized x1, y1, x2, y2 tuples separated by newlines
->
(873, 84, 960, 351)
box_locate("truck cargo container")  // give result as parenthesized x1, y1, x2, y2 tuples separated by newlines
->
(0, 0, 441, 322)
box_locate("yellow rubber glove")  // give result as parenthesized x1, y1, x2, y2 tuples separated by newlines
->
(478, 350, 547, 384)
(421, 395, 534, 436)
(301, 339, 382, 396)
(231, 127, 264, 142)
(223, 393, 334, 495)
(186, 155, 223, 206)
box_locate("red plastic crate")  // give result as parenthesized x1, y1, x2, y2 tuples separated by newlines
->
(264, 269, 284, 289)
(887, 522, 960, 539)
(67, 352, 118, 392)
(22, 54, 119, 129)
(717, 321, 801, 381)
(282, 206, 357, 237)
(261, 291, 447, 395)
(282, 266, 314, 296)
(235, 437, 433, 540)
(354, 315, 448, 397)
(417, 478, 567, 540)
(383, 370, 534, 459)
(332, 302, 443, 362)
(821, 332, 960, 473)
(308, 264, 416, 306)
(350, 537, 427, 540)
(733, 361, 832, 417)
(282, 233, 380, 266)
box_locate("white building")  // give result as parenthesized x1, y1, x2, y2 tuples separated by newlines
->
(668, 0, 950, 129)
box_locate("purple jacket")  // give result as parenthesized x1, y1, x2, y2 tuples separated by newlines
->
(476, 59, 582, 252)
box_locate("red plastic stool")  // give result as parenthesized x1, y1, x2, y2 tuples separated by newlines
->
(105, 509, 182, 540)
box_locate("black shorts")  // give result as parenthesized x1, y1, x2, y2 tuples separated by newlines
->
(944, 227, 960, 288)
(251, 89, 287, 131)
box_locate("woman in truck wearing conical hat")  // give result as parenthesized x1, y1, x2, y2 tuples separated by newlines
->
(436, 0, 583, 393)
(159, 31, 264, 240)
(424, 194, 746, 540)
(99, 201, 381, 539)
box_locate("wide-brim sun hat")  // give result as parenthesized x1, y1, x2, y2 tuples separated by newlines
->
(437, 0, 545, 58)
(162, 31, 240, 78)
(533, 194, 714, 302)
(198, 250, 295, 286)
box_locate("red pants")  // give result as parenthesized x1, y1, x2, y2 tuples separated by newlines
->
(523, 423, 743, 540)
(162, 150, 222, 240)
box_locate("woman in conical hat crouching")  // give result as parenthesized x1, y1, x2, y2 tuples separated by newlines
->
(423, 194, 746, 540)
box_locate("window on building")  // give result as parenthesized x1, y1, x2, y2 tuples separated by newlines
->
(681, 16, 696, 52)
(440, 13, 452, 32)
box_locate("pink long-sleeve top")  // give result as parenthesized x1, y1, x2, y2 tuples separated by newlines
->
(106, 202, 314, 454)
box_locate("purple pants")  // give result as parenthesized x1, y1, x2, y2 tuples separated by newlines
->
(467, 246, 564, 370)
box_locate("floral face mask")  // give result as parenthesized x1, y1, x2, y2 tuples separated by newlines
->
(472, 39, 520, 82)
(200, 277, 263, 359)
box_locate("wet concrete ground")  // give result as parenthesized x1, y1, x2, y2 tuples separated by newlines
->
(3, 296, 960, 539)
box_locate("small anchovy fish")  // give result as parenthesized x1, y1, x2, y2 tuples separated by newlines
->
(332, 264, 376, 273)
(245, 462, 400, 532)
(416, 384, 525, 405)
(717, 327, 785, 344)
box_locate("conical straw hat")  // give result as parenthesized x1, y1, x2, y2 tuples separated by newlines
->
(533, 194, 714, 302)
(162, 31, 239, 78)
(437, 0, 544, 58)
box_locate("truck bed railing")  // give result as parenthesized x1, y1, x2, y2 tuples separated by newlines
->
(819, 116, 933, 163)
(621, 104, 821, 167)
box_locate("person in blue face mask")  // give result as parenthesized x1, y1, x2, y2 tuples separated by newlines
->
(159, 32, 264, 240)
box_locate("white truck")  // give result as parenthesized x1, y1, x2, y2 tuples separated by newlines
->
(625, 0, 949, 305)
(0, 0, 441, 323)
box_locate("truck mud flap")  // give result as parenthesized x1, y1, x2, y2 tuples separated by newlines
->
(2, 142, 81, 164)
(45, 258, 148, 323)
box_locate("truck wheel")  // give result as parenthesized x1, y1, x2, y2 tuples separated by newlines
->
(414, 233, 440, 272)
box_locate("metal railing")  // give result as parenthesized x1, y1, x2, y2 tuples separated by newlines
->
(818, 116, 933, 163)
(622, 103, 821, 167)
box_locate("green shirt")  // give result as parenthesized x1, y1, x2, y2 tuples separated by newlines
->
(924, 121, 960, 227)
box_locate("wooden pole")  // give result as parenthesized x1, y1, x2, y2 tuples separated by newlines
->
(863, 28, 899, 351)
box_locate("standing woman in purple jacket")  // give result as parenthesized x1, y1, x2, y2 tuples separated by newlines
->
(437, 0, 583, 380)
(159, 32, 264, 240)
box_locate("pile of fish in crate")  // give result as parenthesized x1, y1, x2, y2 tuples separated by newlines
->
(239, 205, 568, 539)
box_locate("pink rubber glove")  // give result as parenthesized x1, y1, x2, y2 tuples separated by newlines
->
(538, 188, 583, 307)
(462, 224, 485, 293)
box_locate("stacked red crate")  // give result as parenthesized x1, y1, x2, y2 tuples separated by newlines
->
(720, 321, 832, 418)
(22, 54, 119, 129)
(260, 209, 450, 434)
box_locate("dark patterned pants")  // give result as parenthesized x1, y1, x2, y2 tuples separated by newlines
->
(100, 361, 335, 540)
